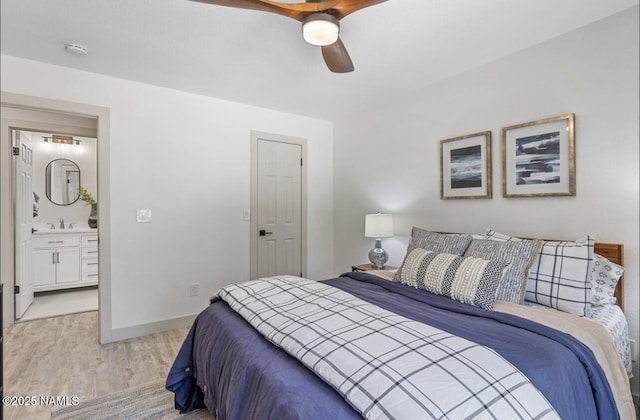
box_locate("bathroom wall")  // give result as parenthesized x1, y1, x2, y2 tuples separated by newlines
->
(31, 132, 97, 228)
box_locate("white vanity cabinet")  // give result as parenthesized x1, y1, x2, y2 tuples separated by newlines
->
(32, 231, 98, 292)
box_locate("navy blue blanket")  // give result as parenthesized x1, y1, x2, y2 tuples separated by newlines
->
(167, 272, 618, 419)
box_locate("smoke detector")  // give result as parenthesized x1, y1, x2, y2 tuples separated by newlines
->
(64, 43, 88, 57)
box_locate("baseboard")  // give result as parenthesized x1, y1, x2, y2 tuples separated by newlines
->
(110, 314, 196, 342)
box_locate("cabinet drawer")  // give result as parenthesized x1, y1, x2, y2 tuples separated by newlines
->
(81, 235, 99, 247)
(82, 259, 99, 275)
(82, 247, 99, 259)
(33, 235, 80, 248)
(82, 259, 99, 282)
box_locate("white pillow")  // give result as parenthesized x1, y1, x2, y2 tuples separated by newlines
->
(591, 254, 624, 306)
(481, 228, 523, 242)
(525, 237, 594, 316)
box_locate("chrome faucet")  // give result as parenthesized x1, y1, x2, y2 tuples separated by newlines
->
(68, 223, 75, 229)
(59, 218, 65, 229)
(47, 223, 55, 229)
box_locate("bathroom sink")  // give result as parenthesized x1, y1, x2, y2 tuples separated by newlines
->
(32, 223, 96, 234)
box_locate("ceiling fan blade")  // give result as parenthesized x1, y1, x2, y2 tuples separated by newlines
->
(329, 0, 387, 19)
(192, 0, 338, 21)
(321, 37, 354, 73)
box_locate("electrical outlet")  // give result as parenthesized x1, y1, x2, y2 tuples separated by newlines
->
(630, 339, 637, 363)
(190, 282, 199, 297)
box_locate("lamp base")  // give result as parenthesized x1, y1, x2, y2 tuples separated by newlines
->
(368, 238, 388, 269)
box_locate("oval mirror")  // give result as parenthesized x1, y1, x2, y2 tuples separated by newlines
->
(45, 159, 81, 205)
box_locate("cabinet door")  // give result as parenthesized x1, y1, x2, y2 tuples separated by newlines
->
(55, 247, 81, 284)
(32, 248, 56, 287)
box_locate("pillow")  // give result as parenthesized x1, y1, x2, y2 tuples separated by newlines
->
(393, 227, 472, 282)
(398, 248, 508, 310)
(482, 229, 523, 242)
(405, 227, 473, 254)
(464, 238, 542, 304)
(591, 254, 624, 306)
(525, 236, 595, 316)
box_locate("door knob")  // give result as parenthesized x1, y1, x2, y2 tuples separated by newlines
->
(259, 230, 273, 236)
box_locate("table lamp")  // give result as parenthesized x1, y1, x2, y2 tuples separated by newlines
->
(364, 213, 394, 269)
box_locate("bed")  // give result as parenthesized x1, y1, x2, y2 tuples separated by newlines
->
(167, 228, 635, 419)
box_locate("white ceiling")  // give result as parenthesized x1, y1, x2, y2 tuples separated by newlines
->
(1, 0, 637, 120)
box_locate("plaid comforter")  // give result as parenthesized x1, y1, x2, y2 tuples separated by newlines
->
(216, 276, 559, 419)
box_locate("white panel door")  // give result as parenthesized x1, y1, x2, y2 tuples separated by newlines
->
(257, 140, 302, 278)
(14, 130, 35, 319)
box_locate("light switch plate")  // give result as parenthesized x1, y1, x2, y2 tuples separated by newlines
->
(243, 208, 251, 221)
(136, 209, 152, 223)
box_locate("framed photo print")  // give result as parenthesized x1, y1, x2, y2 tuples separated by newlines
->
(502, 114, 575, 198)
(440, 131, 492, 200)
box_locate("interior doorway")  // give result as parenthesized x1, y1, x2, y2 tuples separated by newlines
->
(250, 131, 308, 280)
(13, 128, 99, 321)
(1, 92, 113, 344)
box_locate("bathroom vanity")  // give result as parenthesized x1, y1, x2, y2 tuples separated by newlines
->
(32, 228, 98, 292)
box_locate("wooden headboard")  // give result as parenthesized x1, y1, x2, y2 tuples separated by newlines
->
(594, 243, 624, 311)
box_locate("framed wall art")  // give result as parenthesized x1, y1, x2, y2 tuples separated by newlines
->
(440, 131, 492, 200)
(502, 113, 575, 198)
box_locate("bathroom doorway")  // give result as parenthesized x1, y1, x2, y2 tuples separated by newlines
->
(1, 93, 112, 344)
(13, 128, 99, 321)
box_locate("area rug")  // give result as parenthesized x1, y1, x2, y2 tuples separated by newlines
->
(50, 380, 214, 419)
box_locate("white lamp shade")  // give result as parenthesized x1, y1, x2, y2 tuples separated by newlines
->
(364, 213, 394, 238)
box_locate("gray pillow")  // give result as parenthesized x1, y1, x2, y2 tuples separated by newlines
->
(464, 238, 542, 303)
(393, 227, 472, 282)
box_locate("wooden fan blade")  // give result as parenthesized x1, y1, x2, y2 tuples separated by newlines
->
(321, 37, 354, 73)
(330, 0, 387, 19)
(192, 0, 338, 21)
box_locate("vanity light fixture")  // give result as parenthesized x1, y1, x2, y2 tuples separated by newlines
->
(364, 213, 394, 269)
(42, 135, 82, 145)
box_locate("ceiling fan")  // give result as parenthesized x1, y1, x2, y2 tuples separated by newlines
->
(192, 0, 387, 73)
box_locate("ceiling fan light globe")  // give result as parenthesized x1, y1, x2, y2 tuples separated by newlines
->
(302, 14, 340, 46)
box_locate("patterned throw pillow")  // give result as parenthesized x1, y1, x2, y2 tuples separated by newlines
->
(525, 237, 595, 316)
(591, 254, 624, 306)
(463, 238, 542, 304)
(393, 227, 472, 282)
(398, 248, 508, 310)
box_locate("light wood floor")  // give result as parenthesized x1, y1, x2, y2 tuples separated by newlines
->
(2, 311, 189, 420)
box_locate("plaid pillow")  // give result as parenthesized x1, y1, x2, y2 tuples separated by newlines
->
(525, 237, 595, 316)
(591, 254, 624, 306)
(398, 248, 508, 310)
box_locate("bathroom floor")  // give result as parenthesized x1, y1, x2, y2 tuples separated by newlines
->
(19, 286, 98, 322)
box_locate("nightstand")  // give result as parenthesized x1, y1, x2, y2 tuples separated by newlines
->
(352, 264, 397, 272)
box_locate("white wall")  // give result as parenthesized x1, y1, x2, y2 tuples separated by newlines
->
(1, 55, 334, 337)
(333, 7, 639, 395)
